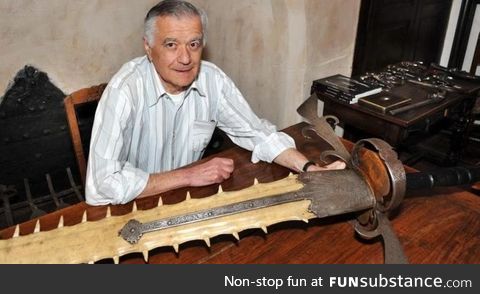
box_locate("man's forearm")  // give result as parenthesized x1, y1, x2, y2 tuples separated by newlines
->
(137, 169, 192, 199)
(273, 148, 346, 172)
(137, 157, 235, 199)
(273, 148, 311, 172)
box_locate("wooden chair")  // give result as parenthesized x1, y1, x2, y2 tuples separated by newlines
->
(471, 32, 480, 76)
(469, 33, 480, 167)
(64, 84, 107, 186)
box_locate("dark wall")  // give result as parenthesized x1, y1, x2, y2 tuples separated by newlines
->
(353, 0, 452, 76)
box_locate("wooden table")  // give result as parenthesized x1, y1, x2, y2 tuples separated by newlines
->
(319, 82, 479, 165)
(1, 123, 479, 264)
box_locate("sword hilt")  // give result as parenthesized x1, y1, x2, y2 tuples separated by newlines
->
(406, 166, 480, 191)
(349, 138, 409, 263)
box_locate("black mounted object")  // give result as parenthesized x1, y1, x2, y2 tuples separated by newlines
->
(0, 66, 78, 214)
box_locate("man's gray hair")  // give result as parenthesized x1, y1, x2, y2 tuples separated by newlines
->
(144, 0, 208, 47)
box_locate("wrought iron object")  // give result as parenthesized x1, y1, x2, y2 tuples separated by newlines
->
(23, 178, 47, 219)
(406, 78, 462, 93)
(388, 90, 446, 115)
(0, 185, 17, 227)
(45, 173, 69, 209)
(430, 63, 480, 82)
(297, 93, 351, 163)
(0, 168, 82, 227)
(358, 61, 473, 94)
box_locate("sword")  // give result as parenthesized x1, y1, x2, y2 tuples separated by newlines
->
(1, 134, 479, 264)
(1, 95, 478, 264)
(117, 139, 480, 264)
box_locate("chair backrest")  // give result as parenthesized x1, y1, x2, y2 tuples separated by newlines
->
(64, 84, 107, 185)
(471, 32, 480, 76)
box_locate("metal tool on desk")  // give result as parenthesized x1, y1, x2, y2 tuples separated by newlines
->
(430, 63, 480, 82)
(389, 90, 446, 115)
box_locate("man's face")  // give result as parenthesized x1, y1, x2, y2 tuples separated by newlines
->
(144, 15, 203, 94)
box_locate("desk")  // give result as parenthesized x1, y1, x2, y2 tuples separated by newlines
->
(319, 83, 479, 165)
(1, 123, 479, 264)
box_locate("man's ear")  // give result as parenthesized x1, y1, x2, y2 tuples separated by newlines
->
(143, 37, 152, 62)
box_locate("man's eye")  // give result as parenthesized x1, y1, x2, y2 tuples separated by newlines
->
(190, 41, 201, 49)
(165, 43, 176, 49)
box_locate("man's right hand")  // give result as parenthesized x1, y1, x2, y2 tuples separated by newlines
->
(186, 157, 234, 186)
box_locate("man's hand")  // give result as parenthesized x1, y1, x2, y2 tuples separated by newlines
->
(307, 160, 346, 172)
(138, 157, 234, 199)
(186, 157, 234, 186)
(274, 148, 346, 173)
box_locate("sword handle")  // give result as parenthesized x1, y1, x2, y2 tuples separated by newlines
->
(406, 166, 480, 191)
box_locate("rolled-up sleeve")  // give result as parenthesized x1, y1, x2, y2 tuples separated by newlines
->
(216, 73, 296, 163)
(85, 86, 149, 205)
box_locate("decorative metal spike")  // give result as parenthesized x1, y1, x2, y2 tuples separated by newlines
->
(88, 261, 94, 265)
(143, 250, 149, 263)
(232, 232, 240, 241)
(204, 238, 211, 247)
(13, 225, 20, 238)
(186, 191, 191, 201)
(106, 207, 111, 218)
(157, 197, 163, 207)
(173, 244, 179, 253)
(113, 256, 119, 264)
(34, 220, 40, 233)
(58, 216, 64, 228)
(218, 185, 223, 194)
(261, 226, 268, 234)
(132, 201, 137, 212)
(302, 219, 309, 223)
(254, 178, 259, 185)
(81, 211, 87, 223)
(289, 172, 293, 177)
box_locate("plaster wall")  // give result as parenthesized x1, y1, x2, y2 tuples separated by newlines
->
(0, 0, 360, 128)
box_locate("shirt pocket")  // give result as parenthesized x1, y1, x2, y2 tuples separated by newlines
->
(191, 120, 217, 152)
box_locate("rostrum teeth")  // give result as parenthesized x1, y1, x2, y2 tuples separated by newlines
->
(13, 225, 20, 238)
(58, 216, 64, 228)
(143, 250, 149, 263)
(0, 173, 311, 264)
(232, 232, 240, 240)
(34, 220, 40, 233)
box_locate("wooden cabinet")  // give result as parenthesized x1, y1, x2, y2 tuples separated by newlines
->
(353, 0, 452, 76)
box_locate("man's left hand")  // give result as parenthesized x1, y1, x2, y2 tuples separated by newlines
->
(307, 160, 346, 172)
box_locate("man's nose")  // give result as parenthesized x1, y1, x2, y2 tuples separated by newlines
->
(177, 46, 191, 65)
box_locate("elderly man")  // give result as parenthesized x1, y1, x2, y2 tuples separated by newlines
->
(86, 0, 344, 205)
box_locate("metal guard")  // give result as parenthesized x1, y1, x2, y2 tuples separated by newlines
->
(351, 138, 406, 212)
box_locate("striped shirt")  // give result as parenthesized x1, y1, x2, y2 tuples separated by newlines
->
(85, 56, 295, 205)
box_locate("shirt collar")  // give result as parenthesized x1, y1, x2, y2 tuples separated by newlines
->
(146, 58, 206, 107)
